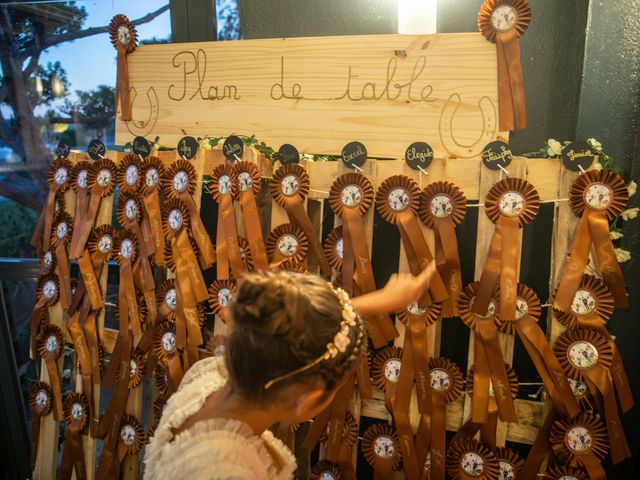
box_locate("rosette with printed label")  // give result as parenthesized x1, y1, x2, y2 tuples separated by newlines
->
(70, 160, 92, 247)
(141, 156, 166, 265)
(237, 236, 254, 272)
(459, 282, 517, 422)
(39, 249, 56, 275)
(28, 381, 53, 470)
(208, 279, 236, 323)
(543, 464, 588, 480)
(361, 423, 402, 480)
(554, 275, 633, 412)
(330, 173, 398, 347)
(310, 460, 344, 480)
(376, 175, 448, 304)
(49, 211, 73, 309)
(474, 178, 539, 321)
(372, 346, 403, 413)
(270, 164, 331, 275)
(114, 230, 141, 335)
(109, 14, 137, 120)
(30, 272, 59, 360)
(420, 181, 467, 317)
(318, 412, 358, 478)
(465, 363, 518, 448)
(59, 392, 89, 480)
(162, 159, 216, 267)
(497, 283, 579, 417)
(554, 328, 629, 464)
(555, 170, 629, 309)
(323, 226, 345, 272)
(210, 163, 244, 279)
(447, 438, 500, 480)
(70, 158, 117, 258)
(478, 0, 531, 131)
(206, 334, 227, 357)
(32, 156, 72, 253)
(37, 324, 64, 420)
(153, 321, 183, 394)
(266, 223, 309, 270)
(75, 224, 115, 313)
(112, 415, 144, 479)
(234, 160, 268, 270)
(494, 447, 524, 480)
(549, 413, 608, 480)
(114, 347, 145, 389)
(427, 357, 464, 480)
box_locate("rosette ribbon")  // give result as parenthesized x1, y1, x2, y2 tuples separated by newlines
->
(109, 14, 137, 120)
(235, 160, 268, 269)
(28, 382, 53, 471)
(59, 393, 89, 480)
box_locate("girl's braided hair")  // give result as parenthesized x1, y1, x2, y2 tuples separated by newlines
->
(225, 270, 367, 402)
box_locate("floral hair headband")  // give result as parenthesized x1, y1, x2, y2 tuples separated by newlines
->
(263, 286, 359, 390)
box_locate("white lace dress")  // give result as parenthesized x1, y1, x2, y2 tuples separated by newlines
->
(143, 357, 297, 479)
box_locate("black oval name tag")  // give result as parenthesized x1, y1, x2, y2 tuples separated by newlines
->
(132, 136, 151, 157)
(177, 136, 198, 160)
(561, 141, 595, 172)
(87, 139, 106, 161)
(223, 135, 244, 162)
(278, 144, 300, 165)
(56, 141, 70, 159)
(341, 141, 367, 169)
(482, 141, 513, 170)
(404, 142, 434, 170)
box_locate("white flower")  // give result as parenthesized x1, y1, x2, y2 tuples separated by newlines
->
(198, 138, 212, 150)
(615, 248, 631, 263)
(587, 138, 603, 152)
(627, 181, 637, 198)
(621, 207, 639, 221)
(546, 139, 563, 157)
(610, 230, 624, 240)
(334, 331, 350, 353)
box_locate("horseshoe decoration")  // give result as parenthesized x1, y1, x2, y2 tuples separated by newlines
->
(549, 413, 609, 480)
(70, 157, 117, 259)
(163, 159, 216, 267)
(37, 324, 64, 420)
(59, 392, 89, 480)
(376, 175, 449, 304)
(474, 178, 539, 321)
(266, 223, 309, 270)
(331, 172, 398, 346)
(109, 14, 137, 120)
(70, 160, 92, 249)
(459, 282, 517, 422)
(28, 381, 53, 470)
(270, 164, 331, 275)
(210, 163, 244, 279)
(419, 181, 467, 317)
(141, 156, 166, 265)
(478, 0, 531, 131)
(497, 283, 580, 417)
(234, 160, 268, 270)
(553, 275, 633, 412)
(361, 423, 402, 480)
(153, 320, 183, 394)
(208, 279, 236, 323)
(554, 328, 630, 464)
(32, 156, 72, 254)
(447, 438, 500, 480)
(555, 170, 629, 309)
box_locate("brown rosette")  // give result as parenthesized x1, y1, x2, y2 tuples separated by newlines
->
(156, 279, 177, 320)
(554, 328, 629, 464)
(554, 275, 613, 330)
(568, 378, 596, 412)
(543, 464, 589, 480)
(114, 347, 145, 389)
(109, 14, 137, 120)
(75, 224, 115, 312)
(154, 364, 170, 398)
(208, 279, 236, 322)
(32, 157, 73, 253)
(210, 163, 245, 279)
(206, 334, 227, 357)
(371, 346, 403, 393)
(118, 191, 155, 293)
(162, 159, 215, 268)
(28, 381, 53, 469)
(323, 226, 344, 271)
(270, 164, 331, 275)
(549, 413, 608, 480)
(396, 300, 441, 327)
(476, 178, 539, 322)
(478, 0, 531, 131)
(447, 438, 500, 480)
(466, 363, 518, 448)
(59, 392, 90, 480)
(117, 154, 143, 192)
(310, 460, 344, 480)
(234, 160, 268, 270)
(36, 324, 64, 420)
(429, 357, 464, 480)
(319, 411, 358, 449)
(459, 282, 516, 422)
(238, 236, 255, 272)
(87, 224, 117, 261)
(153, 320, 183, 394)
(39, 249, 56, 275)
(30, 273, 59, 361)
(361, 423, 402, 478)
(70, 158, 117, 259)
(141, 156, 166, 265)
(162, 234, 200, 271)
(497, 283, 580, 418)
(48, 211, 73, 310)
(266, 223, 309, 270)
(420, 181, 467, 317)
(376, 175, 448, 305)
(114, 414, 144, 476)
(152, 395, 167, 425)
(556, 169, 629, 310)
(70, 160, 92, 247)
(494, 447, 524, 480)
(113, 229, 141, 339)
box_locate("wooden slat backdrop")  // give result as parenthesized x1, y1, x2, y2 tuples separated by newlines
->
(37, 146, 586, 479)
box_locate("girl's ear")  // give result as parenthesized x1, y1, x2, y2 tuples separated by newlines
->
(293, 385, 335, 422)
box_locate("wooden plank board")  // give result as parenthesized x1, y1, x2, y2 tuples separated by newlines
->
(115, 33, 499, 159)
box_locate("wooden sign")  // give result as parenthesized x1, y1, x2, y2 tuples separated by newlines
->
(115, 33, 501, 159)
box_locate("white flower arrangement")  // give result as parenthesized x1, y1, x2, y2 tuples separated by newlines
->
(610, 230, 624, 240)
(627, 180, 637, 198)
(615, 248, 632, 263)
(587, 138, 603, 152)
(621, 207, 639, 221)
(546, 139, 563, 157)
